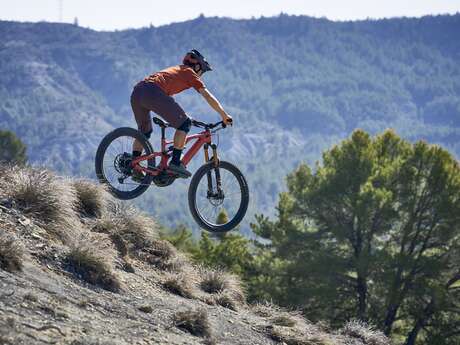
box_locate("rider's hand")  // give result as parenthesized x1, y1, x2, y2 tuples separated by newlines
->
(223, 114, 233, 126)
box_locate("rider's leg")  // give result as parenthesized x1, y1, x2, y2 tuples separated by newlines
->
(171, 129, 186, 165)
(169, 118, 192, 177)
(133, 139, 143, 155)
(173, 129, 187, 149)
(131, 87, 153, 158)
(133, 129, 152, 157)
(130, 84, 153, 181)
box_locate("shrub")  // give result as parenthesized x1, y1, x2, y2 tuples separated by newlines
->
(141, 239, 181, 270)
(252, 302, 333, 345)
(173, 308, 211, 338)
(162, 272, 195, 298)
(268, 327, 331, 345)
(93, 202, 157, 251)
(271, 315, 298, 327)
(138, 305, 153, 313)
(73, 179, 108, 218)
(0, 130, 27, 165)
(92, 202, 184, 270)
(0, 166, 78, 243)
(252, 301, 280, 318)
(340, 320, 389, 345)
(0, 231, 24, 272)
(199, 268, 245, 310)
(200, 269, 231, 293)
(66, 242, 120, 292)
(253, 302, 302, 327)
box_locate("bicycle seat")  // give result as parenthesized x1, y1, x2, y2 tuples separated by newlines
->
(152, 117, 170, 128)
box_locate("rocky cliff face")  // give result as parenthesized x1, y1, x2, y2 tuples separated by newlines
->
(0, 165, 389, 345)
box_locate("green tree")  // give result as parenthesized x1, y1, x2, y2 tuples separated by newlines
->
(193, 231, 255, 277)
(216, 209, 229, 225)
(161, 222, 257, 286)
(252, 129, 460, 344)
(160, 224, 197, 253)
(0, 130, 27, 165)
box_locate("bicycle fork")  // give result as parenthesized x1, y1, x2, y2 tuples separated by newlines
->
(204, 144, 223, 198)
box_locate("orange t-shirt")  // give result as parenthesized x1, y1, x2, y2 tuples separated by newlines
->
(144, 65, 205, 96)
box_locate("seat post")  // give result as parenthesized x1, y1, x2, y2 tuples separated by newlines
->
(161, 127, 166, 140)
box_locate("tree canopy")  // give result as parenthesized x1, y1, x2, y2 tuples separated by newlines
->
(0, 130, 27, 165)
(251, 129, 460, 344)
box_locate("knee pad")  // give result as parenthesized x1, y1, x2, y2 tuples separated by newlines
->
(143, 130, 153, 139)
(177, 118, 192, 133)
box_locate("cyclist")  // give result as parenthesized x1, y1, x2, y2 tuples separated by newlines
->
(130, 49, 232, 179)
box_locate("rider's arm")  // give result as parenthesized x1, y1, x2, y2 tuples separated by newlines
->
(198, 88, 232, 124)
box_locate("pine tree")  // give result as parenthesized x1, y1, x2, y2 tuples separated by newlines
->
(0, 130, 27, 165)
(252, 129, 460, 344)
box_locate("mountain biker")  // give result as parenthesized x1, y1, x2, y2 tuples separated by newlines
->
(130, 49, 233, 179)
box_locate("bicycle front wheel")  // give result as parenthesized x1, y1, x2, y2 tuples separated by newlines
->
(188, 161, 249, 232)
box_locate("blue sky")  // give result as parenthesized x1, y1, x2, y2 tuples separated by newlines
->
(1, 0, 459, 30)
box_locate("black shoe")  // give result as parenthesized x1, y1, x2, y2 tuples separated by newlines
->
(168, 162, 192, 178)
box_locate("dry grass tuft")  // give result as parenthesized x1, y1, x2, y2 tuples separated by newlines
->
(253, 302, 303, 327)
(0, 231, 24, 272)
(253, 302, 334, 345)
(141, 239, 182, 270)
(268, 326, 331, 345)
(173, 308, 211, 338)
(91, 202, 185, 270)
(23, 293, 38, 302)
(138, 305, 153, 313)
(73, 179, 108, 218)
(340, 320, 389, 345)
(252, 301, 279, 318)
(92, 202, 162, 255)
(199, 268, 245, 310)
(66, 242, 121, 292)
(0, 166, 79, 243)
(213, 293, 240, 311)
(271, 315, 298, 327)
(200, 269, 229, 294)
(106, 202, 157, 249)
(162, 272, 195, 298)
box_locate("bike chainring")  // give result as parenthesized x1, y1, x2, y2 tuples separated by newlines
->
(152, 171, 176, 187)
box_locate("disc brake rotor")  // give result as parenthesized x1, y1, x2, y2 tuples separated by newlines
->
(207, 190, 225, 206)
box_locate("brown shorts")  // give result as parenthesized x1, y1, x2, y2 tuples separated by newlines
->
(130, 81, 189, 134)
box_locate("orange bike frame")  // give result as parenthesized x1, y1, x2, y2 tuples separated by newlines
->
(130, 129, 212, 176)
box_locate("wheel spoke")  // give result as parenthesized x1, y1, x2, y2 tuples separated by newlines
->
(97, 130, 153, 197)
(192, 163, 246, 229)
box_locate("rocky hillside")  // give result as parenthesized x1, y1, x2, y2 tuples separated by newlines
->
(0, 164, 390, 345)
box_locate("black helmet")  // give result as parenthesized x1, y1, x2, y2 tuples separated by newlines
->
(183, 49, 212, 73)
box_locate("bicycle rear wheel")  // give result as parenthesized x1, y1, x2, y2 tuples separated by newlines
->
(188, 161, 249, 232)
(95, 127, 155, 200)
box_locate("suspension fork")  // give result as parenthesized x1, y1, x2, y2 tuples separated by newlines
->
(203, 143, 222, 195)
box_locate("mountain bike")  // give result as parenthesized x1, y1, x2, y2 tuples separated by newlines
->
(95, 116, 249, 232)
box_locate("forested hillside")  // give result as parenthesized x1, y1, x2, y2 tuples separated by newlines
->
(1, 14, 459, 230)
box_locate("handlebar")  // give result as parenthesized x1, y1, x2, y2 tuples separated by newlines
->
(191, 119, 231, 130)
